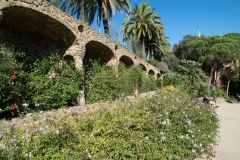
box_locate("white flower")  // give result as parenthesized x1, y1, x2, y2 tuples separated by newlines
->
(35, 103, 40, 107)
(145, 136, 149, 140)
(160, 136, 166, 143)
(55, 130, 59, 135)
(39, 111, 43, 114)
(171, 105, 178, 109)
(179, 135, 184, 139)
(25, 152, 32, 158)
(22, 103, 29, 107)
(161, 121, 167, 125)
(166, 118, 170, 124)
(192, 149, 196, 153)
(86, 150, 92, 159)
(186, 119, 191, 125)
(38, 128, 45, 132)
(164, 110, 169, 116)
(22, 134, 29, 140)
(0, 108, 2, 111)
(168, 155, 172, 160)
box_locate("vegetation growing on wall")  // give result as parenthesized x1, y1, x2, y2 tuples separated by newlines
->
(0, 89, 219, 159)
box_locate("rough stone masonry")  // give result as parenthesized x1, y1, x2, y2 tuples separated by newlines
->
(0, 0, 161, 105)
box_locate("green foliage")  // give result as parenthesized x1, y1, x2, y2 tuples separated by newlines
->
(85, 62, 157, 103)
(0, 44, 83, 117)
(173, 34, 198, 59)
(147, 59, 169, 73)
(121, 2, 164, 60)
(162, 54, 180, 71)
(186, 33, 240, 86)
(163, 60, 217, 98)
(0, 44, 27, 116)
(85, 60, 119, 103)
(26, 54, 83, 110)
(177, 60, 207, 86)
(0, 90, 219, 159)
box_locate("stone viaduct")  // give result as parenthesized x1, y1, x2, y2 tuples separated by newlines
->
(0, 0, 161, 78)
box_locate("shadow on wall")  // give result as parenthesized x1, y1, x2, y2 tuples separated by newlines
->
(0, 6, 75, 62)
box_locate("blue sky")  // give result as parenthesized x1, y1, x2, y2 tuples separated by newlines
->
(91, 0, 240, 48)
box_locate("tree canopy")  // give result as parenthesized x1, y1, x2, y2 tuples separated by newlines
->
(121, 2, 164, 60)
(186, 33, 240, 85)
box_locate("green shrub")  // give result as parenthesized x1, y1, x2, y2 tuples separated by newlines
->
(85, 62, 158, 103)
(26, 54, 83, 110)
(0, 90, 219, 159)
(0, 45, 83, 117)
(0, 44, 27, 117)
(85, 60, 119, 103)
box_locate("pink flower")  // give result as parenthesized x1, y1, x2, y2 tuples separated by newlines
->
(12, 74, 17, 79)
(10, 104, 17, 111)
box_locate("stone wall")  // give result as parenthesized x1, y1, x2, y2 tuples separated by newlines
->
(0, 0, 161, 77)
(0, 27, 68, 61)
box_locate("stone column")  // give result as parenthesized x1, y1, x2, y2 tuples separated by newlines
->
(75, 44, 86, 106)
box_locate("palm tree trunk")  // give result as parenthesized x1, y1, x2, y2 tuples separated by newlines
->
(102, 5, 110, 38)
(142, 38, 145, 60)
(81, 0, 85, 23)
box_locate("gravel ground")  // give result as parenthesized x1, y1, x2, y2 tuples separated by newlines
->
(213, 103, 240, 160)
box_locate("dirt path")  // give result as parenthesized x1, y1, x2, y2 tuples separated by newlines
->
(213, 103, 240, 160)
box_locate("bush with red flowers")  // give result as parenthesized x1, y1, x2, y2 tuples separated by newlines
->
(0, 44, 83, 118)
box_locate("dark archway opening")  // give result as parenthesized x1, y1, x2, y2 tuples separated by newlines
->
(83, 40, 114, 67)
(0, 6, 76, 62)
(139, 63, 147, 71)
(148, 70, 155, 76)
(119, 55, 134, 67)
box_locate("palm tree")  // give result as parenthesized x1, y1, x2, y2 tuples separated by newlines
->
(49, 0, 131, 38)
(121, 2, 163, 60)
(48, 0, 89, 23)
(88, 0, 131, 38)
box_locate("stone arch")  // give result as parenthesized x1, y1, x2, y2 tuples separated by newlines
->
(148, 70, 155, 76)
(138, 63, 147, 71)
(83, 40, 115, 66)
(119, 55, 134, 67)
(0, 4, 78, 62)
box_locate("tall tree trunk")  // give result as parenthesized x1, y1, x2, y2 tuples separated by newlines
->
(226, 79, 231, 95)
(81, 0, 85, 23)
(209, 66, 214, 85)
(102, 5, 110, 38)
(142, 38, 145, 60)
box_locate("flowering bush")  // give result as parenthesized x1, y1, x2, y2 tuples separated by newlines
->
(0, 44, 83, 117)
(0, 44, 26, 117)
(0, 90, 219, 159)
(25, 54, 83, 110)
